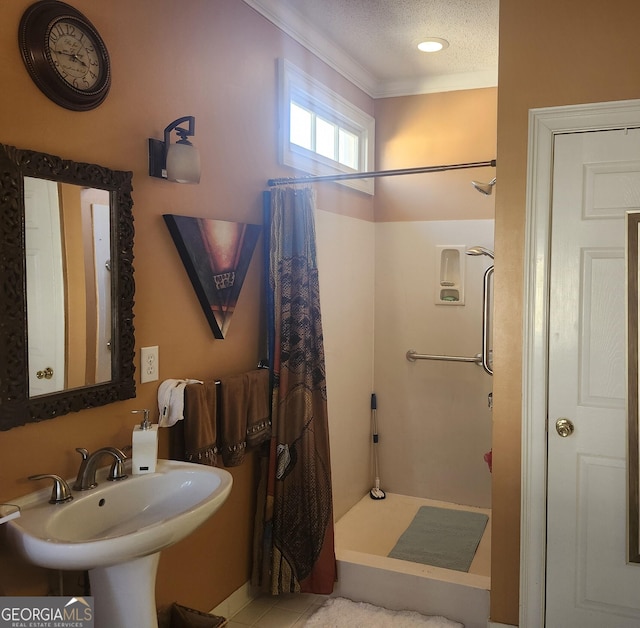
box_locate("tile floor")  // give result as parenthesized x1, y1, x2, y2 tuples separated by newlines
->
(226, 593, 328, 628)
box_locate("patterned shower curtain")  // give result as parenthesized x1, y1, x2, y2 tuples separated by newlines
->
(252, 186, 336, 595)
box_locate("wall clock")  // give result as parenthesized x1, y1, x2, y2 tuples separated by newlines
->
(19, 1, 111, 111)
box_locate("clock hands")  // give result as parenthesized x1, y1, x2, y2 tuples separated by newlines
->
(54, 50, 89, 69)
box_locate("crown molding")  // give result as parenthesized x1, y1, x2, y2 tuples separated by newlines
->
(375, 70, 499, 98)
(242, 0, 378, 97)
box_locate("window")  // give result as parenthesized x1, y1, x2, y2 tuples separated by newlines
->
(279, 59, 375, 195)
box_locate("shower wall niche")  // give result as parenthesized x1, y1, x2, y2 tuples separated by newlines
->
(435, 245, 465, 305)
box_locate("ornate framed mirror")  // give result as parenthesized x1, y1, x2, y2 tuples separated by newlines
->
(0, 143, 136, 430)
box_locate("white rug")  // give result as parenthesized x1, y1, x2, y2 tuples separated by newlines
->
(304, 597, 464, 627)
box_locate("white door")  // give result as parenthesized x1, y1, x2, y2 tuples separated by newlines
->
(92, 202, 112, 383)
(546, 128, 640, 626)
(24, 177, 66, 396)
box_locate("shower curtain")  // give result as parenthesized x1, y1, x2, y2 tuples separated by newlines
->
(252, 187, 336, 594)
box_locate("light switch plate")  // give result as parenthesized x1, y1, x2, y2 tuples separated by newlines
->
(140, 346, 159, 383)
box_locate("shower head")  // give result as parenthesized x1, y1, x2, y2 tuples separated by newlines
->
(465, 246, 494, 259)
(471, 177, 497, 196)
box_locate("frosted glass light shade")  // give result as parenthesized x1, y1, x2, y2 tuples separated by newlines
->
(166, 143, 201, 184)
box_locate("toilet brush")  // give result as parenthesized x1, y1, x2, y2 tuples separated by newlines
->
(370, 393, 386, 500)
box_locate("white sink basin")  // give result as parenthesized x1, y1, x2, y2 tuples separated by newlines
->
(2, 459, 232, 628)
(4, 459, 232, 571)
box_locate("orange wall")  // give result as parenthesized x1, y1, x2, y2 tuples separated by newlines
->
(0, 0, 372, 612)
(374, 88, 497, 222)
(493, 0, 640, 624)
(12, 0, 639, 621)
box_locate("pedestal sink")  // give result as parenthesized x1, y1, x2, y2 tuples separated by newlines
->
(2, 460, 233, 628)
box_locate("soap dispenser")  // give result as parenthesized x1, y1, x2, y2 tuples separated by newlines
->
(131, 409, 158, 474)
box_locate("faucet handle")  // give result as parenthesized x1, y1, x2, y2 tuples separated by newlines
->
(107, 454, 127, 482)
(28, 474, 73, 504)
(75, 447, 89, 460)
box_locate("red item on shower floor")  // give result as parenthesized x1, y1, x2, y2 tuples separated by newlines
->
(484, 449, 492, 473)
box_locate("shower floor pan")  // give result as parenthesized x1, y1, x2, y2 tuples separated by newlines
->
(333, 492, 490, 628)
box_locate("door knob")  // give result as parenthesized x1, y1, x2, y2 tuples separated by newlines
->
(555, 417, 575, 437)
(36, 367, 54, 380)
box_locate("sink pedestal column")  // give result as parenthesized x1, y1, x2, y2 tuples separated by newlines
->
(89, 552, 160, 628)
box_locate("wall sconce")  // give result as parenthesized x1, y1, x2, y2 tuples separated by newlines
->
(148, 116, 201, 184)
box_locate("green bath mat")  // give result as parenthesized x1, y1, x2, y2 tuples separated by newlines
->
(388, 506, 488, 572)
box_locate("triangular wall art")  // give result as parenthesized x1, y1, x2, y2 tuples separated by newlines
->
(163, 214, 261, 339)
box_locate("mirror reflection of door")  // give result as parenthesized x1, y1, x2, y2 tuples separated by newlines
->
(24, 178, 112, 397)
(24, 176, 65, 396)
(91, 202, 112, 383)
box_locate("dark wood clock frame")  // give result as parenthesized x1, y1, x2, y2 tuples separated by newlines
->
(19, 1, 111, 112)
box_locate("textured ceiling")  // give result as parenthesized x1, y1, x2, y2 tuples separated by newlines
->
(244, 0, 499, 97)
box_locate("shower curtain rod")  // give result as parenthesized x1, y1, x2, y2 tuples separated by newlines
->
(267, 159, 496, 187)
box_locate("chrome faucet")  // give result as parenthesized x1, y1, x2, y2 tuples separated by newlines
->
(73, 447, 128, 491)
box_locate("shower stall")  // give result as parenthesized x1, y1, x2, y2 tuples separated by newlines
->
(270, 161, 495, 627)
(314, 199, 494, 628)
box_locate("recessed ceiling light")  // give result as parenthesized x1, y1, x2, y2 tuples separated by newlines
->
(417, 38, 449, 53)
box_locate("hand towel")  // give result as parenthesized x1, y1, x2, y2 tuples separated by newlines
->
(158, 378, 202, 427)
(219, 369, 271, 466)
(183, 381, 218, 465)
(219, 373, 248, 467)
(245, 368, 271, 448)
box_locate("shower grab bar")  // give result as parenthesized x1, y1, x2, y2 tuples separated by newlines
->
(406, 264, 494, 375)
(406, 350, 483, 365)
(481, 265, 494, 375)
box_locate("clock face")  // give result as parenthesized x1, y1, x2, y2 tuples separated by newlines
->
(19, 1, 111, 111)
(48, 20, 101, 91)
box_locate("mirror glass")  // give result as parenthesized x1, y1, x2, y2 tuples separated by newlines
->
(25, 179, 112, 397)
(0, 144, 136, 429)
